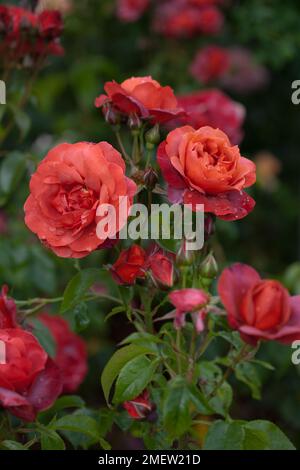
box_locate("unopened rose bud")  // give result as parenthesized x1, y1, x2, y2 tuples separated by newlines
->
(200, 252, 218, 279)
(143, 167, 158, 190)
(103, 103, 120, 126)
(123, 390, 153, 420)
(176, 239, 196, 266)
(145, 124, 160, 148)
(204, 214, 215, 241)
(128, 113, 142, 131)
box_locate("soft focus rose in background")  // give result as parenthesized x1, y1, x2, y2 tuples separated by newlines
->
(116, 0, 150, 22)
(158, 125, 256, 220)
(24, 142, 136, 258)
(177, 89, 245, 144)
(39, 313, 87, 393)
(190, 45, 230, 83)
(153, 0, 224, 38)
(218, 263, 300, 344)
(255, 151, 282, 191)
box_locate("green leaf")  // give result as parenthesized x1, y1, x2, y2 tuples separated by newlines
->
(188, 384, 214, 415)
(72, 302, 90, 332)
(244, 420, 295, 450)
(163, 376, 192, 440)
(101, 344, 155, 405)
(52, 414, 100, 440)
(236, 362, 261, 399)
(0, 440, 28, 450)
(104, 305, 126, 322)
(40, 428, 66, 450)
(203, 420, 296, 450)
(113, 355, 159, 404)
(204, 421, 245, 450)
(209, 382, 233, 417)
(29, 318, 56, 358)
(60, 268, 102, 313)
(42, 395, 85, 418)
(0, 151, 26, 197)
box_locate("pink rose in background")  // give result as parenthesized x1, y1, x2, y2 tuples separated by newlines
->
(190, 46, 230, 83)
(176, 89, 245, 144)
(39, 314, 88, 393)
(153, 0, 224, 38)
(117, 0, 150, 22)
(220, 47, 270, 94)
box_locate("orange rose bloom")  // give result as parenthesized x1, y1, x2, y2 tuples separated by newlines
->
(157, 125, 256, 220)
(95, 76, 185, 124)
(24, 142, 136, 258)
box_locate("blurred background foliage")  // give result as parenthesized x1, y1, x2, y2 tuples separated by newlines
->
(1, 0, 300, 449)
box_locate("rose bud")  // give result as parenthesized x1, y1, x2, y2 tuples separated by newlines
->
(199, 252, 218, 279)
(145, 123, 160, 147)
(176, 239, 196, 267)
(146, 244, 174, 288)
(123, 390, 153, 419)
(143, 167, 158, 190)
(218, 263, 300, 345)
(110, 244, 146, 285)
(38, 10, 63, 39)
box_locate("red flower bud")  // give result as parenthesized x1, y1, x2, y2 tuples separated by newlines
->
(123, 390, 153, 419)
(110, 244, 146, 285)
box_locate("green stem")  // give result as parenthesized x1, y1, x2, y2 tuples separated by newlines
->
(208, 343, 249, 399)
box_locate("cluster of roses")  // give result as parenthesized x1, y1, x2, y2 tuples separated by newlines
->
(0, 286, 87, 421)
(3, 73, 298, 423)
(23, 74, 300, 348)
(0, 4, 64, 65)
(117, 0, 225, 38)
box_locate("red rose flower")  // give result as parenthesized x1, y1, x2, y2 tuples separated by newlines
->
(0, 329, 62, 421)
(169, 288, 209, 330)
(0, 286, 17, 329)
(190, 46, 230, 83)
(218, 263, 300, 345)
(110, 244, 146, 285)
(157, 126, 256, 220)
(24, 142, 136, 258)
(145, 244, 174, 288)
(38, 10, 63, 39)
(0, 5, 64, 63)
(177, 89, 245, 144)
(153, 0, 224, 38)
(123, 390, 153, 419)
(39, 314, 87, 393)
(116, 0, 150, 22)
(95, 76, 185, 124)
